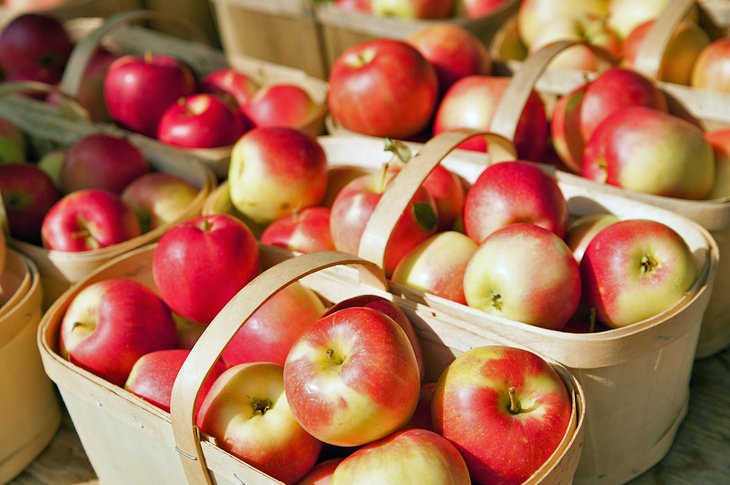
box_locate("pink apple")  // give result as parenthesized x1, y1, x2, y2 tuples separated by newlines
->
(371, 0, 453, 19)
(392, 231, 478, 304)
(283, 307, 421, 446)
(518, 0, 608, 47)
(0, 163, 60, 243)
(228, 127, 328, 224)
(565, 213, 619, 263)
(296, 458, 343, 485)
(433, 346, 572, 484)
(407, 24, 492, 93)
(691, 37, 730, 93)
(0, 116, 26, 163)
(59, 278, 177, 386)
(125, 349, 226, 414)
(41, 189, 140, 252)
(328, 39, 438, 138)
(120, 172, 199, 233)
(201, 67, 260, 108)
(60, 133, 150, 195)
(260, 207, 335, 253)
(433, 76, 548, 160)
(463, 223, 581, 329)
(583, 106, 715, 200)
(197, 363, 323, 483)
(335, 0, 371, 12)
(705, 129, 730, 199)
(221, 282, 326, 367)
(581, 219, 697, 327)
(103, 53, 197, 137)
(157, 93, 246, 148)
(463, 160, 569, 243)
(244, 84, 321, 130)
(461, 0, 509, 18)
(550, 84, 587, 173)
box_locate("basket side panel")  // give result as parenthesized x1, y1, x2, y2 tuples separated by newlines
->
(697, 226, 730, 357)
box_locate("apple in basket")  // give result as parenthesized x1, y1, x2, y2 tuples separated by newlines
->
(297, 458, 343, 484)
(0, 163, 60, 244)
(565, 213, 619, 263)
(371, 0, 454, 19)
(608, 0, 677, 39)
(331, 428, 470, 484)
(201, 67, 261, 109)
(228, 127, 328, 224)
(260, 206, 336, 253)
(581, 219, 697, 328)
(0, 116, 26, 163)
(283, 307, 421, 447)
(517, 0, 608, 47)
(60, 133, 150, 195)
(692, 38, 730, 93)
(41, 189, 140, 252)
(103, 53, 196, 138)
(705, 128, 730, 199)
(60, 278, 177, 386)
(153, 214, 259, 324)
(197, 362, 323, 483)
(336, 0, 371, 12)
(404, 382, 437, 431)
(243, 84, 321, 130)
(120, 172, 199, 233)
(433, 346, 572, 484)
(37, 149, 65, 186)
(460, 0, 509, 18)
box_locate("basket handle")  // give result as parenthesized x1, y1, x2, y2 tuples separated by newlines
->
(632, 0, 697, 80)
(59, 9, 210, 98)
(490, 40, 617, 142)
(0, 81, 91, 122)
(169, 251, 387, 484)
(357, 128, 517, 271)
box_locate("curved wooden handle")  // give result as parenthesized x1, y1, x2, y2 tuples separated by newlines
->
(490, 40, 617, 142)
(169, 251, 387, 484)
(357, 128, 517, 270)
(60, 9, 210, 97)
(0, 81, 90, 122)
(632, 0, 697, 80)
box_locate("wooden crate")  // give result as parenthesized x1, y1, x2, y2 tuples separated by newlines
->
(38, 245, 585, 484)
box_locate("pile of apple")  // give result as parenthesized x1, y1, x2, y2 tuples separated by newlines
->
(334, 0, 511, 19)
(58, 210, 574, 483)
(0, 125, 198, 251)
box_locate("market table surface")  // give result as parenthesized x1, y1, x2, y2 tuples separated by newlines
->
(9, 347, 730, 485)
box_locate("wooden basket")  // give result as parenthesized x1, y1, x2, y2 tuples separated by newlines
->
(0, 0, 142, 28)
(38, 245, 585, 484)
(0, 83, 216, 308)
(0, 249, 60, 483)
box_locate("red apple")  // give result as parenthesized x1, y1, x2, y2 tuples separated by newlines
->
(283, 307, 421, 446)
(0, 163, 60, 243)
(0, 116, 26, 163)
(103, 53, 196, 137)
(201, 67, 260, 108)
(331, 429, 470, 484)
(691, 37, 730, 93)
(463, 160, 569, 243)
(460, 0, 509, 18)
(433, 346, 572, 484)
(371, 0, 453, 19)
(463, 223, 581, 330)
(60, 133, 150, 195)
(261, 207, 336, 253)
(705, 129, 730, 199)
(157, 94, 246, 148)
(59, 278, 177, 386)
(173, 314, 206, 350)
(565, 213, 619, 263)
(152, 214, 260, 324)
(335, 0, 371, 12)
(120, 172, 198, 233)
(296, 458, 343, 485)
(244, 84, 320, 130)
(221, 282, 326, 367)
(328, 39, 438, 139)
(581, 219, 697, 327)
(550, 84, 587, 173)
(197, 363, 323, 483)
(41, 189, 141, 252)
(433, 76, 548, 160)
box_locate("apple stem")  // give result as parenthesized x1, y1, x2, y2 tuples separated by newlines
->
(251, 398, 272, 416)
(326, 348, 344, 365)
(199, 218, 212, 232)
(178, 97, 195, 116)
(376, 163, 389, 194)
(641, 254, 659, 274)
(508, 387, 520, 414)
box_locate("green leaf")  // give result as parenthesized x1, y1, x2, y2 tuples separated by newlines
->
(413, 202, 437, 232)
(383, 138, 412, 164)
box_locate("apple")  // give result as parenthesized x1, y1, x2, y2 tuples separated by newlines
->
(322, 294, 425, 381)
(60, 133, 150, 195)
(583, 106, 715, 200)
(221, 281, 326, 367)
(433, 76, 548, 161)
(197, 363, 323, 483)
(322, 165, 370, 207)
(228, 127, 328, 225)
(623, 19, 710, 86)
(0, 13, 73, 85)
(705, 129, 730, 199)
(59, 278, 177, 386)
(0, 163, 60, 243)
(550, 84, 587, 173)
(201, 67, 260, 109)
(124, 349, 226, 414)
(392, 231, 478, 304)
(328, 39, 438, 139)
(331, 428, 470, 484)
(581, 219, 697, 327)
(335, 0, 371, 12)
(41, 189, 141, 252)
(37, 149, 65, 186)
(371, 0, 453, 19)
(283, 307, 421, 447)
(103, 53, 197, 137)
(120, 172, 199, 233)
(157, 94, 246, 148)
(463, 223, 581, 329)
(691, 38, 730, 93)
(463, 160, 569, 243)
(407, 24, 492, 94)
(152, 214, 259, 324)
(608, 0, 674, 39)
(330, 166, 438, 275)
(403, 382, 437, 431)
(173, 314, 206, 350)
(460, 0, 509, 18)
(296, 458, 343, 485)
(244, 84, 321, 130)
(260, 207, 335, 253)
(565, 213, 619, 262)
(0, 116, 26, 163)
(433, 346, 572, 484)
(517, 0, 608, 47)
